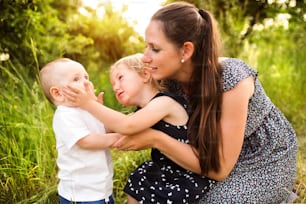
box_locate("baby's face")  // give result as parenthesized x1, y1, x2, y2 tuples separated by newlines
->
(58, 61, 91, 91)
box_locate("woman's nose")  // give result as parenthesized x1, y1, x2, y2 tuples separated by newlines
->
(141, 53, 151, 63)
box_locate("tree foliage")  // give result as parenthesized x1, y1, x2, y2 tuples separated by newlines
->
(0, 0, 144, 79)
(0, 0, 68, 76)
(165, 0, 305, 56)
(64, 2, 144, 71)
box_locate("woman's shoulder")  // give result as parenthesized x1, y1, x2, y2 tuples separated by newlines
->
(220, 57, 257, 91)
(220, 57, 253, 70)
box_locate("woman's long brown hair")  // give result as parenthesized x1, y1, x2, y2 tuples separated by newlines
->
(152, 2, 223, 175)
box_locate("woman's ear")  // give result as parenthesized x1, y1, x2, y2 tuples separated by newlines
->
(182, 41, 194, 61)
(50, 86, 64, 102)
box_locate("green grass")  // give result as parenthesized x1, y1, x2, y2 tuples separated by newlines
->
(112, 150, 150, 204)
(0, 30, 305, 203)
(0, 61, 58, 203)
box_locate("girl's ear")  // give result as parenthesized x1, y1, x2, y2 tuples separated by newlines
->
(181, 41, 194, 61)
(50, 86, 64, 102)
(142, 69, 152, 83)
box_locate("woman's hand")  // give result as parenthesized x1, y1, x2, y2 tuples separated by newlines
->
(63, 81, 98, 108)
(114, 128, 203, 175)
(112, 129, 159, 150)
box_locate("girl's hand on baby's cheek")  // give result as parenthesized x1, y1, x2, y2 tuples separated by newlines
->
(62, 86, 80, 106)
(62, 82, 95, 108)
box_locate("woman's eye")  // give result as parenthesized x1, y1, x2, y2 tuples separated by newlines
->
(146, 44, 160, 53)
(151, 47, 160, 53)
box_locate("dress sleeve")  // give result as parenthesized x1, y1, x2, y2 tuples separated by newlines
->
(222, 58, 258, 92)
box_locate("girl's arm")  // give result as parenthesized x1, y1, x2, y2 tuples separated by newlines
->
(114, 77, 254, 181)
(63, 82, 180, 135)
(77, 132, 122, 149)
(83, 97, 179, 134)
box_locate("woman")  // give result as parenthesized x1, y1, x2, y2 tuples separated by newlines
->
(65, 2, 298, 203)
(112, 2, 298, 203)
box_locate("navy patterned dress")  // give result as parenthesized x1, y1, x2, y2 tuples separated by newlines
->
(198, 58, 298, 203)
(124, 92, 215, 204)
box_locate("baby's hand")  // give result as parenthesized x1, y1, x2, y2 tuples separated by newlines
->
(109, 133, 124, 148)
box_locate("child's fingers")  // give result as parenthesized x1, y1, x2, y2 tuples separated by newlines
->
(97, 92, 104, 104)
(66, 84, 80, 93)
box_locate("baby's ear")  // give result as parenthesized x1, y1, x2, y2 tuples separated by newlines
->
(50, 86, 64, 102)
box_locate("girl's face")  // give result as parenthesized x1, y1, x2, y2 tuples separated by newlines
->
(142, 20, 186, 82)
(110, 64, 145, 106)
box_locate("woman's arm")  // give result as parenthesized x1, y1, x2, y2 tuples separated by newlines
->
(114, 129, 232, 180)
(115, 77, 254, 181)
(215, 76, 254, 180)
(113, 128, 203, 174)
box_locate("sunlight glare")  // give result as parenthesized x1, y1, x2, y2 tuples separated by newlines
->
(81, 0, 165, 36)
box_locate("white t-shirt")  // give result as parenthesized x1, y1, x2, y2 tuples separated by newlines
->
(53, 105, 113, 201)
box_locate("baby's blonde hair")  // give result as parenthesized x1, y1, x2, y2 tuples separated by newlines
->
(111, 53, 160, 89)
(39, 58, 73, 104)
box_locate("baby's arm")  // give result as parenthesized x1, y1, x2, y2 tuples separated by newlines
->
(76, 132, 122, 150)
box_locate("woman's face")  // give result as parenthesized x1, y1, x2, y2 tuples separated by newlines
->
(143, 20, 186, 82)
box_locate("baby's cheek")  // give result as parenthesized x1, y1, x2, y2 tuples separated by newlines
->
(88, 81, 95, 92)
(73, 82, 86, 91)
